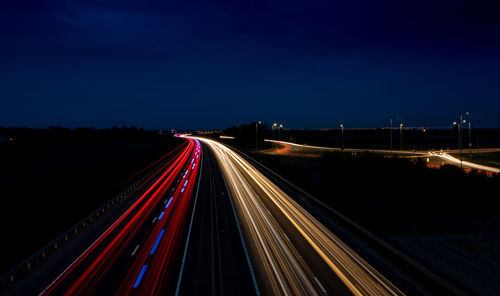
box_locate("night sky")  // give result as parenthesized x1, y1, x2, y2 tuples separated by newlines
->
(1, 0, 500, 129)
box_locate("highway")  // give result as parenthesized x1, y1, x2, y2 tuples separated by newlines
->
(195, 137, 404, 296)
(429, 152, 500, 173)
(15, 137, 203, 295)
(174, 142, 257, 295)
(264, 139, 424, 156)
(2, 135, 261, 296)
(266, 139, 500, 174)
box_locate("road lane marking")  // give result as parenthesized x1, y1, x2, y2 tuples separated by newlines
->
(131, 245, 140, 256)
(175, 141, 203, 296)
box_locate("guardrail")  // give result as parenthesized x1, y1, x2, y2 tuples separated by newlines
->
(0, 176, 147, 288)
(0, 148, 182, 290)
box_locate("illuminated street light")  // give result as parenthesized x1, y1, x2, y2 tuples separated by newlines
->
(465, 120, 472, 156)
(255, 121, 261, 150)
(390, 117, 393, 152)
(340, 124, 344, 150)
(458, 112, 469, 169)
(399, 123, 403, 151)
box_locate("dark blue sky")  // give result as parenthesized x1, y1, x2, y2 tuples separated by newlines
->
(1, 0, 500, 129)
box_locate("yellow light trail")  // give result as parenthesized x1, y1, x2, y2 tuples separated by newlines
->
(429, 152, 500, 173)
(194, 137, 404, 296)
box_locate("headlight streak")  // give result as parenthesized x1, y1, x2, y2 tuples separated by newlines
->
(430, 152, 500, 173)
(196, 137, 404, 296)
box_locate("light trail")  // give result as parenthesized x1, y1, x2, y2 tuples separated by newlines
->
(265, 139, 425, 155)
(430, 152, 500, 173)
(269, 139, 499, 174)
(40, 138, 202, 296)
(116, 139, 202, 295)
(196, 137, 404, 296)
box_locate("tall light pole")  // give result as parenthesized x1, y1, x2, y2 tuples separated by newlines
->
(255, 121, 261, 150)
(400, 123, 403, 151)
(390, 117, 393, 152)
(453, 121, 458, 146)
(336, 122, 339, 148)
(468, 121, 472, 155)
(279, 124, 283, 139)
(458, 112, 469, 169)
(273, 123, 277, 139)
(340, 124, 344, 151)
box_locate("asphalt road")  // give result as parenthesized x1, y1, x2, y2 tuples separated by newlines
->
(5, 135, 463, 295)
(265, 139, 500, 174)
(196, 137, 404, 296)
(175, 143, 256, 296)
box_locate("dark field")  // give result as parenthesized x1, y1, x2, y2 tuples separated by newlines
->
(0, 127, 182, 274)
(253, 151, 500, 236)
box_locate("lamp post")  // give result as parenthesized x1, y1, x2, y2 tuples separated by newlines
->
(255, 121, 261, 150)
(390, 117, 393, 152)
(453, 121, 458, 149)
(279, 124, 283, 139)
(400, 123, 403, 151)
(273, 123, 277, 139)
(340, 124, 344, 151)
(458, 112, 469, 169)
(468, 121, 472, 155)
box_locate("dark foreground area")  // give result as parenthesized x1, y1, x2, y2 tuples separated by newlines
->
(0, 127, 182, 275)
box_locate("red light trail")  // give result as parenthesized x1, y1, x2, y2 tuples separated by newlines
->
(39, 138, 202, 296)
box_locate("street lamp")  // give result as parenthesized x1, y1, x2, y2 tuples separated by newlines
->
(390, 117, 393, 152)
(273, 123, 277, 139)
(466, 120, 472, 156)
(400, 123, 403, 151)
(458, 112, 469, 169)
(255, 121, 261, 150)
(279, 124, 283, 139)
(453, 121, 460, 150)
(340, 124, 344, 150)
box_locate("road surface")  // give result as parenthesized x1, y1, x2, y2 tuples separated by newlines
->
(266, 139, 499, 174)
(196, 137, 404, 296)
